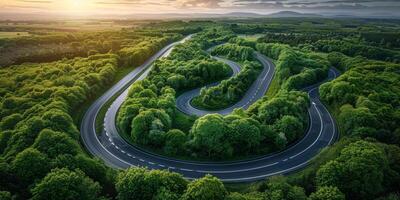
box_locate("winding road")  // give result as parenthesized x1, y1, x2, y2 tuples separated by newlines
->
(81, 35, 340, 182)
(176, 53, 275, 116)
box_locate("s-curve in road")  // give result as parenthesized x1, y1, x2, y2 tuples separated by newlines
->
(80, 35, 192, 169)
(176, 52, 275, 116)
(81, 36, 341, 182)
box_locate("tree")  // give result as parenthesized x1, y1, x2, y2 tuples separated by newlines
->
(33, 129, 79, 158)
(309, 186, 345, 200)
(189, 114, 232, 158)
(273, 115, 303, 143)
(260, 176, 306, 200)
(164, 129, 187, 156)
(181, 175, 227, 200)
(0, 113, 22, 131)
(338, 105, 378, 137)
(12, 148, 50, 184)
(167, 74, 186, 90)
(225, 192, 264, 200)
(228, 117, 262, 154)
(116, 168, 187, 200)
(31, 168, 101, 200)
(131, 109, 171, 146)
(0, 191, 11, 200)
(316, 140, 389, 199)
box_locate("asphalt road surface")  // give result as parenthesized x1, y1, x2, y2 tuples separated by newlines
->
(81, 36, 340, 182)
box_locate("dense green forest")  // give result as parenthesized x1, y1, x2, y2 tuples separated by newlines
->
(0, 18, 399, 200)
(0, 21, 196, 199)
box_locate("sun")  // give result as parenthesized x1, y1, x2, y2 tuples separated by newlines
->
(65, 0, 92, 12)
(71, 0, 82, 7)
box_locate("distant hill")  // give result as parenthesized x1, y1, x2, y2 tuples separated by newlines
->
(2, 10, 399, 21)
(266, 11, 323, 18)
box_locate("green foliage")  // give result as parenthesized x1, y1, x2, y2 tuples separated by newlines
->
(225, 192, 264, 200)
(0, 54, 121, 196)
(119, 36, 177, 67)
(3, 19, 400, 200)
(320, 56, 400, 144)
(227, 117, 263, 155)
(314, 39, 400, 63)
(0, 191, 11, 200)
(31, 168, 101, 200)
(192, 61, 262, 110)
(33, 129, 79, 158)
(164, 129, 187, 156)
(118, 29, 234, 156)
(182, 174, 227, 200)
(229, 37, 257, 48)
(273, 115, 303, 143)
(211, 43, 255, 61)
(189, 114, 232, 158)
(258, 32, 346, 47)
(0, 29, 182, 67)
(190, 28, 235, 49)
(116, 167, 187, 200)
(0, 24, 182, 198)
(260, 176, 307, 200)
(256, 43, 329, 90)
(12, 148, 50, 184)
(316, 140, 399, 200)
(309, 186, 345, 200)
(131, 109, 172, 147)
(249, 90, 309, 144)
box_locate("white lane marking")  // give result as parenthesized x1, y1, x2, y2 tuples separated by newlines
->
(84, 36, 193, 169)
(218, 159, 310, 182)
(180, 168, 193, 172)
(96, 45, 334, 179)
(195, 162, 279, 174)
(289, 102, 324, 159)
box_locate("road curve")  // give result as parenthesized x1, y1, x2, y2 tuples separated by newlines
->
(81, 35, 340, 182)
(176, 53, 275, 116)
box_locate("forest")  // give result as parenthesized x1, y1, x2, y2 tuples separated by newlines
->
(0, 18, 399, 200)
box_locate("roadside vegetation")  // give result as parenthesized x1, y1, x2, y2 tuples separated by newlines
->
(118, 27, 331, 160)
(0, 21, 197, 199)
(0, 18, 399, 200)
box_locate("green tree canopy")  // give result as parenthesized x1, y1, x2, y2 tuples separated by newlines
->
(181, 175, 227, 200)
(31, 168, 101, 200)
(116, 168, 187, 200)
(309, 186, 345, 200)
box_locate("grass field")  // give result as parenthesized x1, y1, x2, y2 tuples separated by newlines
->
(0, 31, 30, 38)
(0, 20, 140, 32)
(238, 34, 264, 41)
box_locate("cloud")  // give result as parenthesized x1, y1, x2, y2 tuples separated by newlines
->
(2, 0, 400, 16)
(16, 0, 52, 3)
(180, 0, 224, 8)
(229, 0, 400, 10)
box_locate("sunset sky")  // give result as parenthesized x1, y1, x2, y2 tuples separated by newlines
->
(1, 0, 400, 17)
